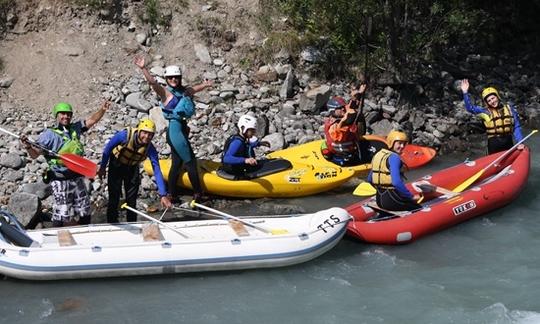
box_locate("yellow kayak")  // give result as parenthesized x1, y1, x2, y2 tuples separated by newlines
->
(143, 158, 356, 198)
(268, 135, 436, 177)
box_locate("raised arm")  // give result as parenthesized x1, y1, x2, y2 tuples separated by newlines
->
(85, 101, 111, 129)
(134, 55, 168, 101)
(185, 79, 213, 97)
(460, 79, 486, 115)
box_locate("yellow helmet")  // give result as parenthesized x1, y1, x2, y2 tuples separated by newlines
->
(137, 118, 156, 133)
(386, 130, 408, 148)
(481, 87, 500, 101)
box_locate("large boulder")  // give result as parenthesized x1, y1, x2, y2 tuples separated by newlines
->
(262, 133, 286, 151)
(298, 85, 331, 113)
(7, 192, 40, 226)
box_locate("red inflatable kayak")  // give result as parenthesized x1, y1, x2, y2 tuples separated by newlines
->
(346, 147, 530, 244)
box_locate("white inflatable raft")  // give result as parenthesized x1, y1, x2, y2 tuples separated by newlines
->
(0, 207, 350, 280)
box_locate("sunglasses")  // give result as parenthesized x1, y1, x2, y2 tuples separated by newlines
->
(166, 75, 181, 79)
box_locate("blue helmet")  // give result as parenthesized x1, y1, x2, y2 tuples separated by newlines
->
(326, 96, 347, 111)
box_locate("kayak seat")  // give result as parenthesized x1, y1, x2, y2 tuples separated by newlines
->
(217, 159, 293, 181)
(58, 230, 77, 246)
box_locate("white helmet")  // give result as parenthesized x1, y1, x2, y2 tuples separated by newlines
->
(164, 65, 182, 77)
(237, 115, 257, 134)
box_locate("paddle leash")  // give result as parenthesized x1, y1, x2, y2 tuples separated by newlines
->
(0, 126, 97, 178)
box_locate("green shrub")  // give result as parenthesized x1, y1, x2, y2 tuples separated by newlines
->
(259, 0, 482, 81)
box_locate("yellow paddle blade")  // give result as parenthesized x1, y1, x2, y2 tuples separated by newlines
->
(270, 229, 289, 235)
(452, 170, 483, 193)
(353, 182, 377, 196)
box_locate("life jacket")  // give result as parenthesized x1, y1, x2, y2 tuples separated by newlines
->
(323, 117, 358, 155)
(48, 126, 84, 167)
(221, 134, 253, 174)
(370, 148, 405, 190)
(160, 86, 193, 121)
(112, 128, 149, 166)
(478, 104, 514, 138)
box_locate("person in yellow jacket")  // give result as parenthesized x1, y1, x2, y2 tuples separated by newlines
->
(367, 130, 421, 212)
(461, 79, 523, 154)
(98, 119, 172, 223)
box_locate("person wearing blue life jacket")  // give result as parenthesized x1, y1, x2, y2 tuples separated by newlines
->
(21, 101, 110, 227)
(368, 130, 421, 212)
(134, 55, 212, 203)
(221, 114, 270, 179)
(98, 119, 172, 223)
(460, 79, 523, 155)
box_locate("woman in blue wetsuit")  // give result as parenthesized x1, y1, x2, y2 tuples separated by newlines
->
(134, 56, 212, 202)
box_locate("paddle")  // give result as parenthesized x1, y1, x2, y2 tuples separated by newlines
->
(353, 16, 372, 134)
(452, 129, 537, 193)
(352, 182, 377, 196)
(189, 201, 289, 235)
(415, 183, 456, 196)
(121, 203, 190, 238)
(0, 126, 97, 178)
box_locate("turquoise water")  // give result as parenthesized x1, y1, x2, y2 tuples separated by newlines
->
(1, 135, 539, 324)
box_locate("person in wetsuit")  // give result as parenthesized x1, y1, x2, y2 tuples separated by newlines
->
(134, 56, 212, 203)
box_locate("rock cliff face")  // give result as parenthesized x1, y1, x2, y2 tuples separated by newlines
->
(0, 1, 538, 224)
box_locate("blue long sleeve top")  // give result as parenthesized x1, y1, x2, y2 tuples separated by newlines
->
(223, 137, 259, 165)
(100, 129, 167, 197)
(463, 93, 523, 141)
(368, 153, 414, 200)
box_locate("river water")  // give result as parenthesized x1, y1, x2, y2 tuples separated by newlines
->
(1, 135, 539, 324)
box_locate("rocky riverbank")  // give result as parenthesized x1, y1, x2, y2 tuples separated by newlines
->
(1, 1, 539, 227)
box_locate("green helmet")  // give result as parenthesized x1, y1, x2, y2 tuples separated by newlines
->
(52, 102, 73, 117)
